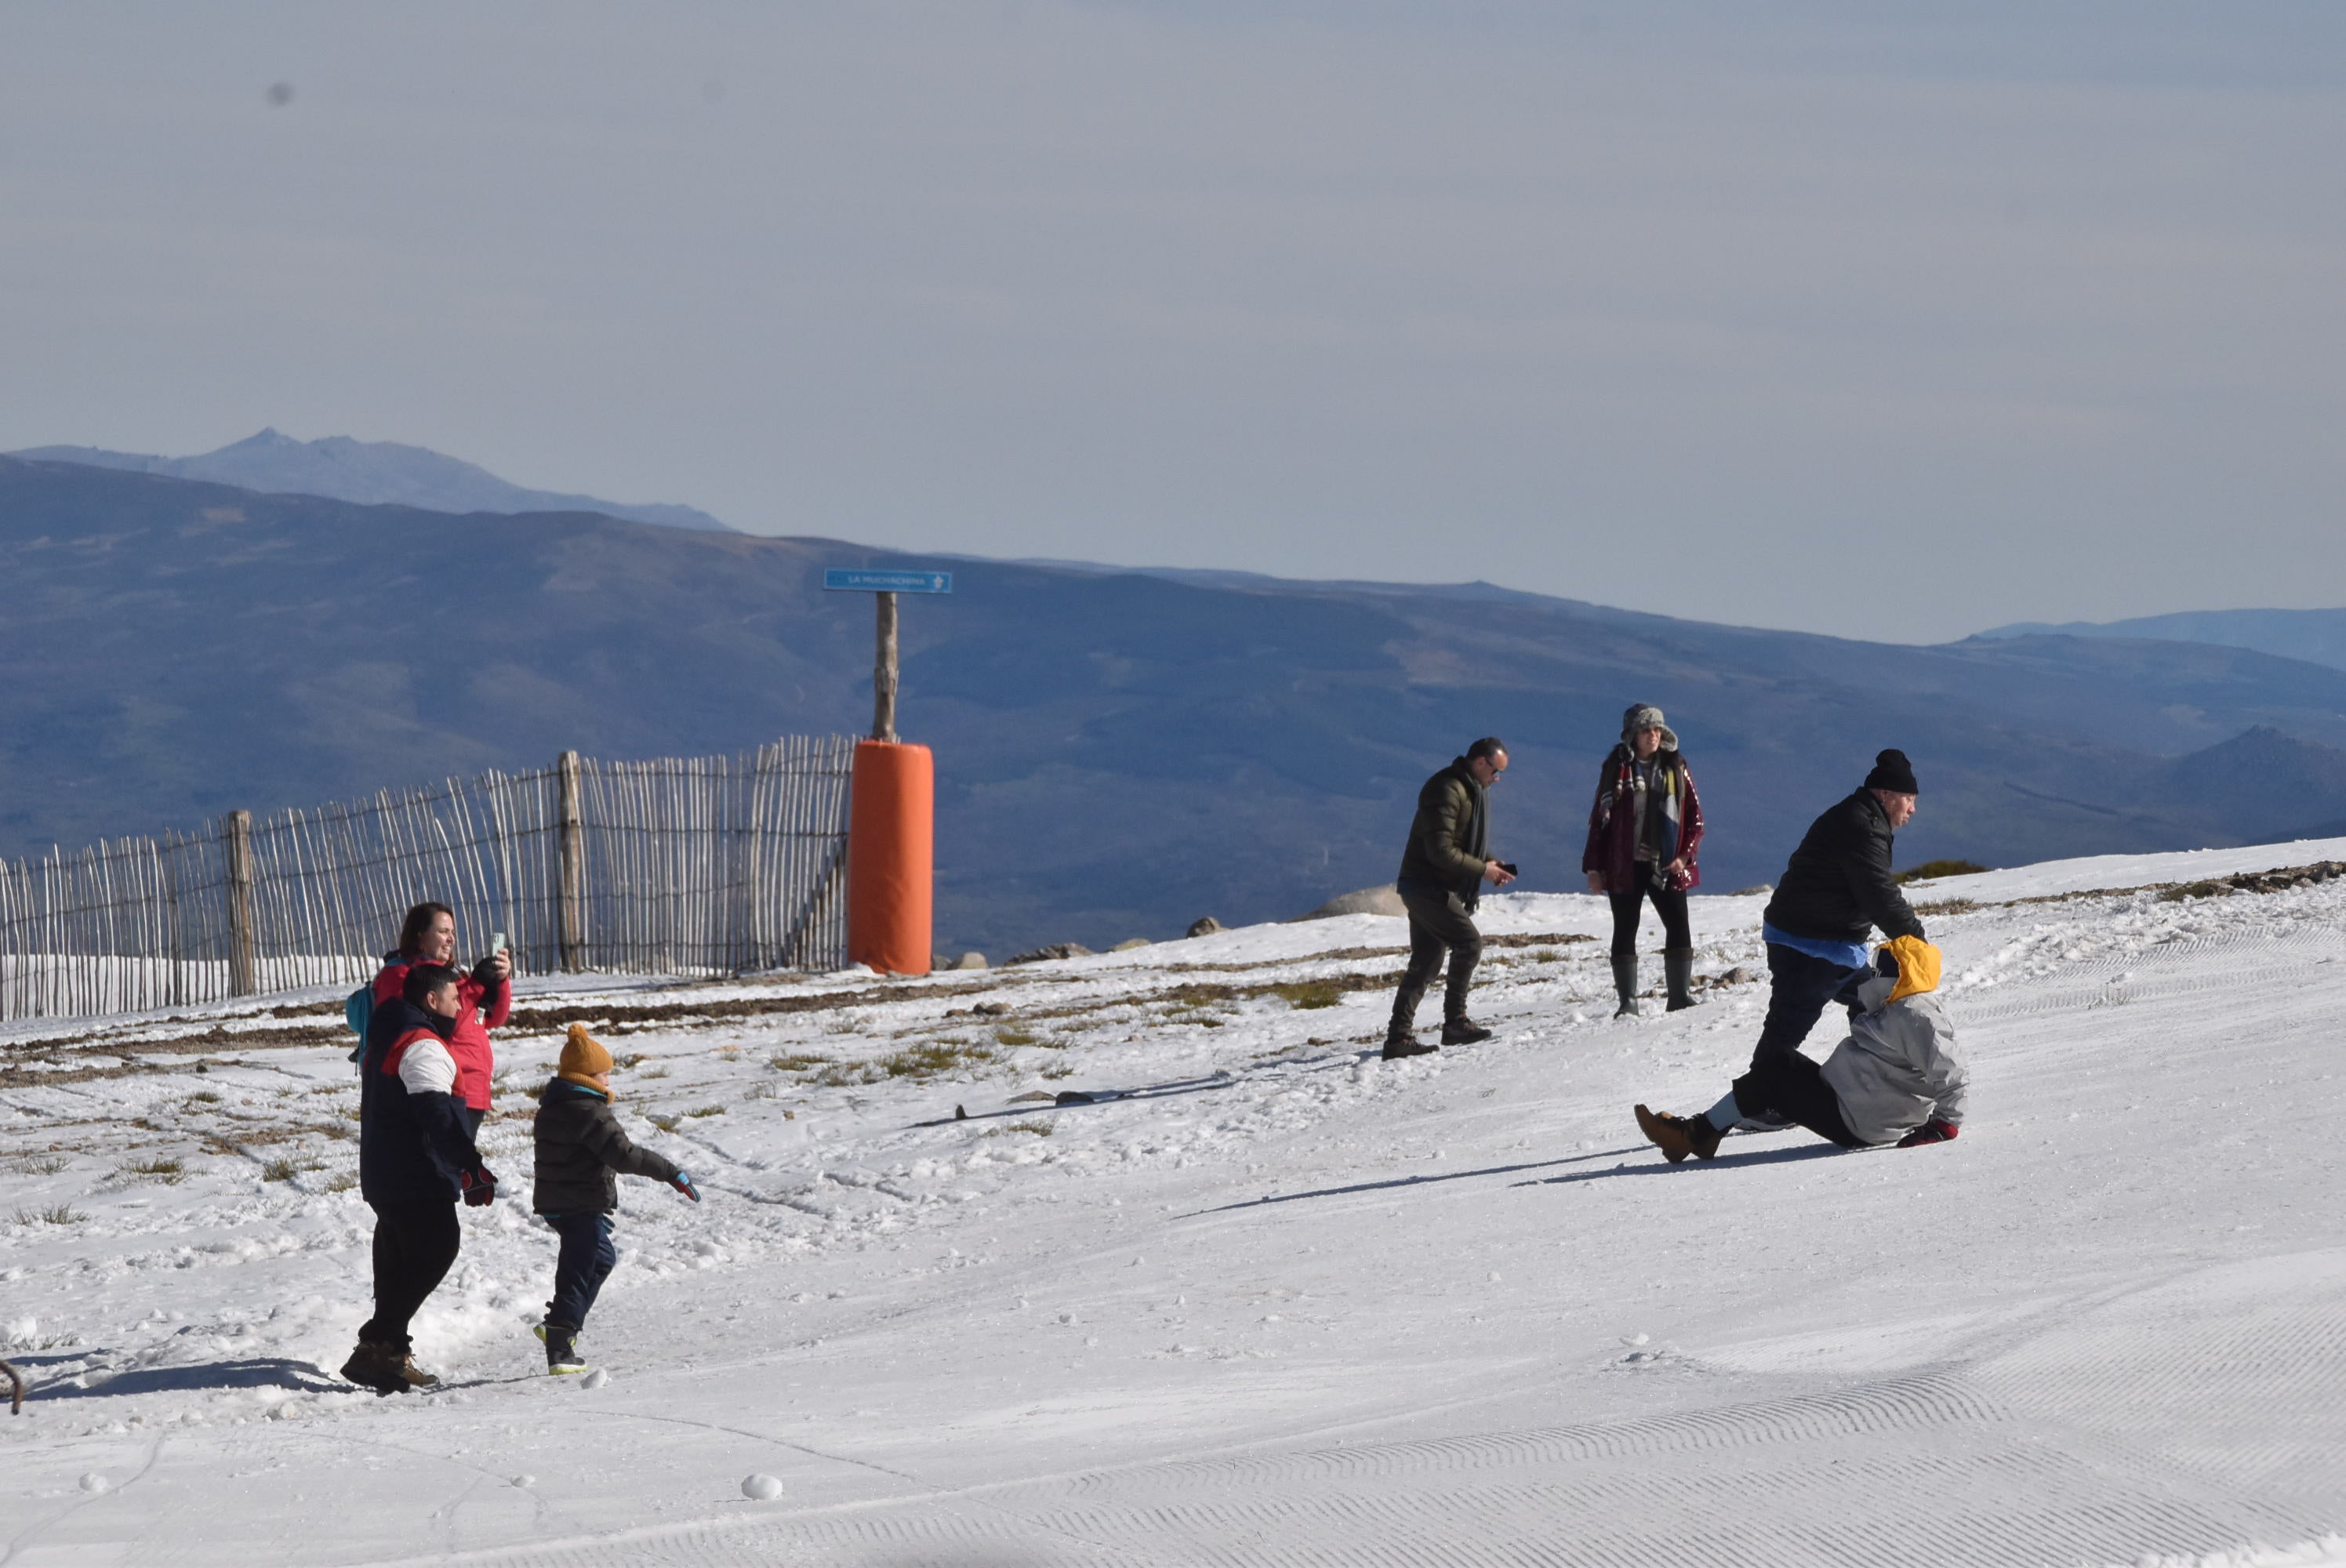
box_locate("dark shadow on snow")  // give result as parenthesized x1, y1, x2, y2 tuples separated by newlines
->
(1517, 1141, 1852, 1189)
(1186, 1145, 1654, 1217)
(32, 1356, 345, 1400)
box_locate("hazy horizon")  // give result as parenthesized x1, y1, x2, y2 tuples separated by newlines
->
(7, 3, 2341, 643)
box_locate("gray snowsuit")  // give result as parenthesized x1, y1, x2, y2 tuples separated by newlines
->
(1820, 975, 1966, 1145)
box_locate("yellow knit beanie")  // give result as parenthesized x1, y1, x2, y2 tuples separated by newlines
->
(558, 1022, 614, 1091)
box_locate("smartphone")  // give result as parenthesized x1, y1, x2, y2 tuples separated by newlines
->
(488, 931, 508, 956)
(1496, 862, 1520, 877)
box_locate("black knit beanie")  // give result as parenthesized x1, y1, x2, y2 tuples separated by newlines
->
(1864, 748, 1919, 794)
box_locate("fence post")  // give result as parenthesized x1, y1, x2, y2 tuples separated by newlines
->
(557, 750, 586, 972)
(224, 810, 256, 996)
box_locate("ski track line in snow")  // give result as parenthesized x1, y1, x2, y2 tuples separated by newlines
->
(393, 1261, 2346, 1568)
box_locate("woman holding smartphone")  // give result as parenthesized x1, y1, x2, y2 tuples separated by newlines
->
(371, 902, 512, 1136)
(1583, 704, 1705, 1017)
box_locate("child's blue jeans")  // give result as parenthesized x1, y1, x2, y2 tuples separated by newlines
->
(543, 1212, 617, 1330)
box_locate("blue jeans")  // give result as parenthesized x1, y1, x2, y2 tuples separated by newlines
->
(543, 1213, 617, 1331)
(1750, 942, 1871, 1070)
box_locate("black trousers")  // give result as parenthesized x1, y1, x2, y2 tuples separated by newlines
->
(1730, 1052, 1866, 1149)
(1392, 886, 1482, 1029)
(358, 1200, 461, 1352)
(1752, 942, 1871, 1068)
(1607, 882, 1690, 959)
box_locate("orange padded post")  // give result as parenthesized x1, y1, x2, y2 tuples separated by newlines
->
(848, 740, 933, 975)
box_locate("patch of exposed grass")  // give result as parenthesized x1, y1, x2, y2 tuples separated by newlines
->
(648, 1112, 681, 1132)
(1265, 980, 1343, 1010)
(638, 1066, 669, 1080)
(1916, 898, 1979, 916)
(1001, 1118, 1054, 1138)
(260, 1157, 311, 1183)
(881, 1041, 999, 1080)
(14, 1205, 86, 1225)
(1532, 948, 1563, 963)
(769, 1052, 832, 1073)
(1896, 858, 1989, 884)
(1040, 1060, 1077, 1080)
(324, 1171, 358, 1192)
(7, 1154, 68, 1177)
(121, 1156, 185, 1184)
(992, 1026, 1039, 1048)
(188, 1091, 223, 1105)
(685, 1104, 724, 1119)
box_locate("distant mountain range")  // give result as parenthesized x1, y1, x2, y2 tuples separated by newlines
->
(1978, 608, 2346, 674)
(7, 429, 733, 533)
(7, 453, 2346, 955)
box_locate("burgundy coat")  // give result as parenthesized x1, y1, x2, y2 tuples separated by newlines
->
(1582, 745, 1705, 893)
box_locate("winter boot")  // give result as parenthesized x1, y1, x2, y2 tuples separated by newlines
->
(1440, 1017, 1493, 1046)
(1611, 954, 1640, 1017)
(542, 1323, 588, 1376)
(1635, 1105, 1722, 1163)
(1665, 948, 1698, 1012)
(394, 1352, 439, 1389)
(339, 1341, 409, 1396)
(1382, 1029, 1438, 1061)
(1634, 1103, 1691, 1162)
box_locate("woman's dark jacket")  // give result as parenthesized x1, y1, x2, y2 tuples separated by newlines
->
(1582, 744, 1705, 893)
(358, 999, 482, 1207)
(1763, 789, 1926, 945)
(532, 1079, 683, 1215)
(1394, 758, 1490, 906)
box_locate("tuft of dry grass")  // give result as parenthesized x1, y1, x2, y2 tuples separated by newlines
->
(1265, 980, 1343, 1010)
(7, 1154, 69, 1177)
(121, 1156, 185, 1184)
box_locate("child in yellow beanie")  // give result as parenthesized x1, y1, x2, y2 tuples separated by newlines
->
(530, 1023, 699, 1374)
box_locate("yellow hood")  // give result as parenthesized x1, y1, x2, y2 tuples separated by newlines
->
(1880, 935, 1943, 1004)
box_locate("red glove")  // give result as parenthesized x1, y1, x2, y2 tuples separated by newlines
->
(1898, 1120, 1959, 1148)
(459, 1164, 499, 1206)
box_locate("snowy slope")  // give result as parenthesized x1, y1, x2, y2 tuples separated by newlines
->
(4, 840, 2345, 1566)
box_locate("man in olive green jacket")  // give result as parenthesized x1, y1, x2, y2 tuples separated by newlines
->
(1385, 738, 1516, 1058)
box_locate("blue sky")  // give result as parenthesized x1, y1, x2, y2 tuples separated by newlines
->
(5, 2, 2341, 641)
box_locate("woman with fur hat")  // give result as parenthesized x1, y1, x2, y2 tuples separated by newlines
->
(1583, 703, 1705, 1015)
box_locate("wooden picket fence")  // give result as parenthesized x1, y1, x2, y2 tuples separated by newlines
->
(0, 735, 858, 1022)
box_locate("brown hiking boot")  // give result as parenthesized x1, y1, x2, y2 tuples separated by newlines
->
(394, 1353, 439, 1389)
(339, 1341, 409, 1395)
(1382, 1030, 1439, 1060)
(1635, 1104, 1690, 1162)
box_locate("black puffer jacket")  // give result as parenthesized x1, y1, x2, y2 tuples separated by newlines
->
(358, 999, 481, 1207)
(1763, 789, 1926, 945)
(532, 1079, 682, 1215)
(1394, 759, 1490, 905)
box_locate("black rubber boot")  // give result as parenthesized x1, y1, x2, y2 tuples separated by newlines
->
(1665, 948, 1697, 1011)
(1440, 1017, 1492, 1046)
(1611, 953, 1640, 1017)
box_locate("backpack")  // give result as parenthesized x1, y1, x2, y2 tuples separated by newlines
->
(344, 985, 372, 1062)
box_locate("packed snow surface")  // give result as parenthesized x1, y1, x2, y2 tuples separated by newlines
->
(5, 840, 2345, 1566)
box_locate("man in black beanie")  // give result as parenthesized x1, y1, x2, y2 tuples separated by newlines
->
(1745, 750, 1927, 1082)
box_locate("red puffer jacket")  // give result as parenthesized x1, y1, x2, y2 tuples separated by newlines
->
(372, 958, 509, 1112)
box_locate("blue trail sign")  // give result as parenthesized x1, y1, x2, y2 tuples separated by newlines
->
(824, 568, 953, 594)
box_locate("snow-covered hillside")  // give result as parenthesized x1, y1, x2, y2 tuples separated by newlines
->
(5, 840, 2345, 1566)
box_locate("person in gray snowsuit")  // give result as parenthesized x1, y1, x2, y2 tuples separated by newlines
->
(1633, 934, 1964, 1162)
